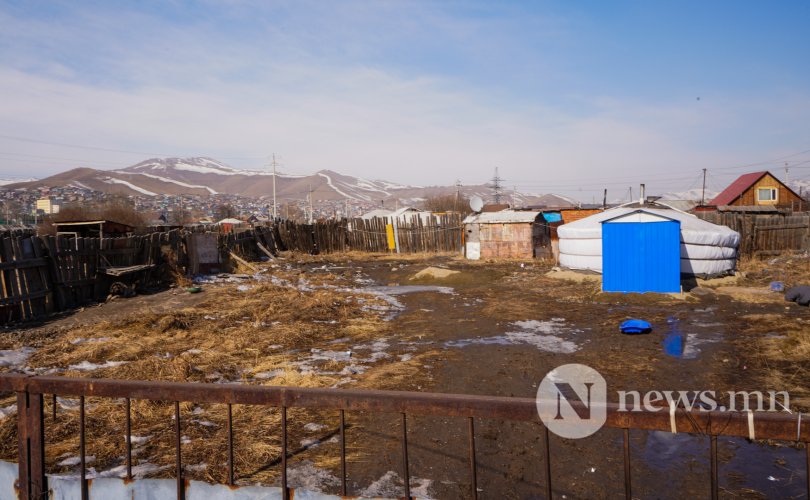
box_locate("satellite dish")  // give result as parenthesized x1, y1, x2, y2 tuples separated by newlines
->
(470, 195, 484, 212)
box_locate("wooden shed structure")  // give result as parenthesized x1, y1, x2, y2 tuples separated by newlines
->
(463, 210, 545, 259)
(53, 220, 135, 239)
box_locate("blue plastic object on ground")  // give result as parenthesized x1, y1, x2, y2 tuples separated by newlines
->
(770, 281, 784, 292)
(620, 319, 652, 334)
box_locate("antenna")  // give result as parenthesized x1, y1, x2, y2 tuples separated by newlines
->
(271, 154, 278, 219)
(490, 167, 504, 204)
(470, 195, 484, 212)
(701, 168, 707, 205)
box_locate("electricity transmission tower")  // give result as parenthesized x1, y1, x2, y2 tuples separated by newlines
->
(490, 167, 504, 204)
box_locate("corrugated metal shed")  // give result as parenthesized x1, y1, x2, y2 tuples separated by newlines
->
(601, 210, 681, 293)
(463, 210, 541, 224)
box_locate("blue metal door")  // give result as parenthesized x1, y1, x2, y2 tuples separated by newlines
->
(602, 220, 680, 293)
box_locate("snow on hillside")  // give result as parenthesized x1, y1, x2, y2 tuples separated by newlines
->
(122, 157, 305, 178)
(102, 177, 157, 196)
(660, 188, 718, 201)
(130, 172, 218, 194)
(0, 178, 37, 186)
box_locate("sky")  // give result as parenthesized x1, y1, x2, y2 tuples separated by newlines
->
(1, 0, 809, 200)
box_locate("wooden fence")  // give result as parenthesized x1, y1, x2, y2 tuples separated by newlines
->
(0, 216, 464, 325)
(266, 215, 463, 254)
(695, 212, 810, 256)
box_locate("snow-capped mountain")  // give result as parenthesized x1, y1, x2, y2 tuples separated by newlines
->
(2, 157, 581, 206)
(660, 188, 719, 202)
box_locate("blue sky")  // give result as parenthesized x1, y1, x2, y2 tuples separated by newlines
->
(1, 0, 809, 199)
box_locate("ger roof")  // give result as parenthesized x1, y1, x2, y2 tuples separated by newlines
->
(709, 171, 769, 206)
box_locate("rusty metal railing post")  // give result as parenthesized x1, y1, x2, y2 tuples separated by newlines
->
(227, 403, 234, 486)
(125, 398, 132, 480)
(80, 395, 87, 500)
(710, 435, 718, 500)
(340, 409, 347, 496)
(174, 401, 184, 500)
(16, 391, 30, 500)
(27, 392, 46, 500)
(281, 406, 289, 500)
(623, 428, 631, 499)
(543, 425, 552, 499)
(468, 417, 477, 500)
(401, 413, 410, 499)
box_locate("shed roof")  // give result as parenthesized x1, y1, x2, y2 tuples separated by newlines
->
(463, 210, 541, 224)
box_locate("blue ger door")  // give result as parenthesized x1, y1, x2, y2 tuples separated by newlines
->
(602, 220, 681, 293)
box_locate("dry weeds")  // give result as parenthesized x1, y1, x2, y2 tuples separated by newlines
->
(0, 262, 437, 487)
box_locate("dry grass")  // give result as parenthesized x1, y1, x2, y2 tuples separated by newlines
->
(0, 262, 428, 486)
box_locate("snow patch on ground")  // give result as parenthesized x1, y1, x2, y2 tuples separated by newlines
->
(286, 461, 340, 493)
(446, 319, 580, 354)
(0, 347, 35, 370)
(359, 471, 433, 499)
(68, 360, 128, 371)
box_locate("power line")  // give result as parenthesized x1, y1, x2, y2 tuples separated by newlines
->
(0, 133, 266, 160)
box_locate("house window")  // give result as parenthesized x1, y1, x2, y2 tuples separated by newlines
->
(757, 188, 778, 202)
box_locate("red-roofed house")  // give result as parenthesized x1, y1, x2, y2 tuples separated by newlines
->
(708, 171, 803, 209)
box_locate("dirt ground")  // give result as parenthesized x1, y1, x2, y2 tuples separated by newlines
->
(0, 251, 808, 499)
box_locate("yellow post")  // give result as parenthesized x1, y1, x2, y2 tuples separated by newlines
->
(386, 223, 396, 251)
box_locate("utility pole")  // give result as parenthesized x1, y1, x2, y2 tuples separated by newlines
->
(345, 199, 349, 219)
(603, 189, 607, 209)
(490, 167, 504, 204)
(271, 154, 278, 219)
(308, 184, 314, 223)
(701, 168, 707, 205)
(785, 162, 790, 186)
(454, 179, 461, 213)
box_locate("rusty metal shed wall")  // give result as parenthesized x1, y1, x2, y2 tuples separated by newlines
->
(479, 222, 535, 259)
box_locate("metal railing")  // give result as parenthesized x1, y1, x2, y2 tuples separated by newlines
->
(1, 373, 808, 499)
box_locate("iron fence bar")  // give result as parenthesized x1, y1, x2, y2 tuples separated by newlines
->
(227, 403, 234, 486)
(543, 425, 552, 499)
(468, 416, 477, 500)
(174, 401, 183, 500)
(710, 435, 718, 500)
(80, 395, 87, 500)
(2, 375, 806, 443)
(51, 394, 56, 420)
(281, 406, 289, 500)
(125, 398, 132, 480)
(340, 409, 347, 496)
(402, 412, 410, 500)
(16, 391, 29, 500)
(806, 444, 809, 497)
(28, 393, 45, 500)
(623, 428, 631, 500)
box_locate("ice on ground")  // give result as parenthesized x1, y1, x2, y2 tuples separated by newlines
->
(68, 360, 128, 371)
(300, 438, 320, 449)
(254, 369, 284, 379)
(69, 337, 110, 345)
(361, 285, 454, 321)
(286, 461, 340, 493)
(0, 347, 35, 370)
(58, 455, 95, 467)
(126, 435, 152, 445)
(185, 463, 207, 472)
(359, 471, 433, 499)
(304, 422, 328, 432)
(446, 319, 580, 354)
(682, 334, 719, 359)
(0, 404, 16, 420)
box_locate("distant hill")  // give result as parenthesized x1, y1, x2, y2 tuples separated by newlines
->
(3, 157, 581, 206)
